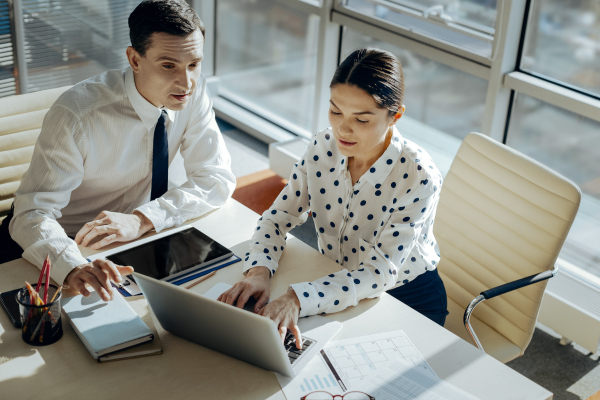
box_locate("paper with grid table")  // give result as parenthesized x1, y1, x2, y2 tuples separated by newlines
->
(276, 329, 479, 400)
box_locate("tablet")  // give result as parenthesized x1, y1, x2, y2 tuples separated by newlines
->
(106, 227, 233, 281)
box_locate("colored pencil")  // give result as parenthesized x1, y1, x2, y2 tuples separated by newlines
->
(36, 255, 50, 292)
(43, 256, 51, 304)
(185, 271, 217, 289)
(30, 286, 62, 342)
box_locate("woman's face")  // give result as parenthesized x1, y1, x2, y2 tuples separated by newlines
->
(329, 84, 403, 162)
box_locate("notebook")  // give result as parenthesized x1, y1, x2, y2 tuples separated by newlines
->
(62, 290, 154, 359)
(97, 296, 163, 363)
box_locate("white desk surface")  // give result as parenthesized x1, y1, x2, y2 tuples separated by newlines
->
(0, 199, 552, 400)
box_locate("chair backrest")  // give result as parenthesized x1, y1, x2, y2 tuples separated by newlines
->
(434, 132, 581, 354)
(0, 86, 71, 220)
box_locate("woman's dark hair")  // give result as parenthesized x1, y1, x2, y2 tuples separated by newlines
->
(129, 0, 206, 56)
(330, 48, 404, 116)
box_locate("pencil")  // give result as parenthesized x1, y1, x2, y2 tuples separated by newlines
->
(29, 286, 63, 342)
(185, 271, 216, 289)
(43, 256, 51, 304)
(36, 255, 50, 292)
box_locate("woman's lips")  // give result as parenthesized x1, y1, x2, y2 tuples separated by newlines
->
(337, 138, 356, 147)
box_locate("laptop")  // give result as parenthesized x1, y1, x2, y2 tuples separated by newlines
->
(133, 272, 343, 377)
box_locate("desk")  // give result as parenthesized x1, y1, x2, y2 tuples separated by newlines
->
(0, 199, 552, 400)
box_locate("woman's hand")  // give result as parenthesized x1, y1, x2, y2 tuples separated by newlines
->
(258, 290, 303, 349)
(217, 266, 270, 313)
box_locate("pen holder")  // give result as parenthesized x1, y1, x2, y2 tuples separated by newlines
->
(16, 284, 63, 346)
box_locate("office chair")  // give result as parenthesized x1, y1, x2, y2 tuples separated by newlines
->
(434, 132, 581, 363)
(0, 86, 71, 222)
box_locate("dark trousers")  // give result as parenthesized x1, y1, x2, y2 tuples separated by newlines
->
(0, 205, 24, 264)
(386, 268, 449, 327)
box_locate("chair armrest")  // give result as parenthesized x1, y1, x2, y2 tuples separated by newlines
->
(464, 264, 559, 353)
(480, 265, 559, 300)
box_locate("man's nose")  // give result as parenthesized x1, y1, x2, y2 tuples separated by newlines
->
(176, 69, 193, 91)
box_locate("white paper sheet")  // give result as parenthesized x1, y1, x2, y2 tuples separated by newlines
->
(277, 330, 436, 400)
(359, 360, 481, 400)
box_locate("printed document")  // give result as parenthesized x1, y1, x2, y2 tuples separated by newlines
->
(277, 330, 439, 399)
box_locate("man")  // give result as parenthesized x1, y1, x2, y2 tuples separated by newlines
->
(2, 0, 235, 302)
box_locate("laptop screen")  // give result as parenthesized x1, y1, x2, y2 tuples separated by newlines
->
(106, 227, 232, 280)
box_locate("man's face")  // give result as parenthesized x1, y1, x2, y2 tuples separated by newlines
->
(127, 30, 204, 111)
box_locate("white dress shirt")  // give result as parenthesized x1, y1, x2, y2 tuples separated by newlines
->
(11, 67, 236, 284)
(243, 127, 442, 317)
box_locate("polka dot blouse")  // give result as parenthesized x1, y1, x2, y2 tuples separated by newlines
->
(243, 126, 443, 318)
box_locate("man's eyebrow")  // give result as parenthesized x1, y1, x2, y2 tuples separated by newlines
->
(156, 56, 203, 63)
(329, 100, 375, 115)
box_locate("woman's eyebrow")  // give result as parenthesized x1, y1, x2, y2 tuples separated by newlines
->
(329, 100, 375, 115)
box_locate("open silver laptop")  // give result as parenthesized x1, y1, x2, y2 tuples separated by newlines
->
(133, 272, 342, 377)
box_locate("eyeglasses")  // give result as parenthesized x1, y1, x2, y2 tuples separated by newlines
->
(301, 391, 375, 400)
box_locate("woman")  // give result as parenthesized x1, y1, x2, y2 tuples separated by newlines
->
(218, 48, 448, 344)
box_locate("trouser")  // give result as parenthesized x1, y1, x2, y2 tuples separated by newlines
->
(386, 268, 449, 327)
(0, 204, 24, 264)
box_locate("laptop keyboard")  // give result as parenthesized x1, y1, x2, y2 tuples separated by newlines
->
(284, 332, 315, 364)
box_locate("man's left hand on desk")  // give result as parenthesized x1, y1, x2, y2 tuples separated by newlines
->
(75, 210, 154, 250)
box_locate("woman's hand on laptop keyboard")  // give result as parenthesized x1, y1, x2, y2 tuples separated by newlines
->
(258, 290, 303, 349)
(217, 266, 270, 313)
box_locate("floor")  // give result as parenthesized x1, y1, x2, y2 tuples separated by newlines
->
(215, 117, 600, 400)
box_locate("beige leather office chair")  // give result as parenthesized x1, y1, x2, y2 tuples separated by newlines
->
(435, 132, 581, 363)
(0, 86, 71, 222)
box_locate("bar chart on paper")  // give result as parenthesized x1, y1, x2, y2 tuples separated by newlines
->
(299, 372, 339, 393)
(276, 330, 436, 400)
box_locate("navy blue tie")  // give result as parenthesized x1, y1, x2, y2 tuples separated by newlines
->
(151, 110, 168, 201)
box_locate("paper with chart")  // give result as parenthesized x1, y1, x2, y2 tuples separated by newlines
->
(359, 360, 481, 400)
(276, 330, 437, 400)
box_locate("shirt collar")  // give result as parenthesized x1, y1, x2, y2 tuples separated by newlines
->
(362, 126, 404, 187)
(125, 67, 175, 130)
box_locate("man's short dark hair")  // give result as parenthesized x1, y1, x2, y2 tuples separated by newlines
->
(129, 0, 206, 56)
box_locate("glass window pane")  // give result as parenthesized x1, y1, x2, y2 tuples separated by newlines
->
(0, 0, 16, 97)
(507, 93, 600, 278)
(407, 0, 497, 29)
(341, 28, 488, 174)
(216, 0, 319, 132)
(521, 0, 600, 96)
(343, 0, 495, 57)
(21, 0, 144, 93)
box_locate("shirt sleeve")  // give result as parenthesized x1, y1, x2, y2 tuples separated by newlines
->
(135, 76, 236, 232)
(10, 105, 89, 284)
(243, 147, 311, 277)
(290, 180, 440, 317)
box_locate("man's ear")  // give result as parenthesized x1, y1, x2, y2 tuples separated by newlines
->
(126, 46, 142, 73)
(389, 104, 406, 127)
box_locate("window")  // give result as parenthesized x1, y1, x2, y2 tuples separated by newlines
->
(521, 0, 600, 97)
(507, 93, 600, 278)
(0, 0, 15, 97)
(215, 0, 319, 133)
(341, 0, 496, 57)
(20, 0, 141, 93)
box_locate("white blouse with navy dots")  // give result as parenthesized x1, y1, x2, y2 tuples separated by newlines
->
(243, 126, 443, 318)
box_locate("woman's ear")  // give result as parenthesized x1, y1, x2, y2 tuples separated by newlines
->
(389, 105, 406, 127)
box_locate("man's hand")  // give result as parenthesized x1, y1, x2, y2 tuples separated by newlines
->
(75, 210, 154, 250)
(258, 290, 303, 349)
(217, 266, 270, 313)
(64, 259, 134, 301)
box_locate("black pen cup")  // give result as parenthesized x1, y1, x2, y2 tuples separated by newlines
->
(16, 284, 63, 346)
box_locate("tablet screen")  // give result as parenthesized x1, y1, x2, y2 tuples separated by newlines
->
(106, 227, 232, 280)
